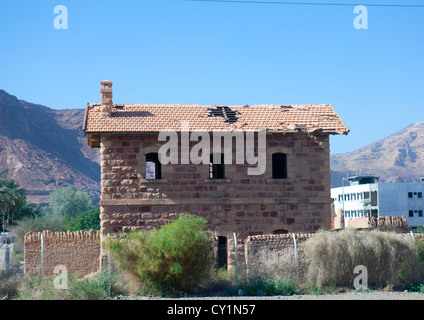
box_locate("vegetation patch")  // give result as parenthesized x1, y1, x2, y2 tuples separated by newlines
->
(105, 214, 214, 296)
(301, 228, 424, 289)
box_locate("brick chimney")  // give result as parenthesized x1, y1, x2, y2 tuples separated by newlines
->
(100, 80, 113, 117)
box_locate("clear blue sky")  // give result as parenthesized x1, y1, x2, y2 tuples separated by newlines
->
(0, 0, 423, 155)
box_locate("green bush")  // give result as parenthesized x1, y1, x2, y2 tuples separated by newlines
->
(18, 270, 125, 300)
(404, 282, 424, 293)
(241, 277, 298, 296)
(106, 214, 214, 296)
(305, 283, 338, 295)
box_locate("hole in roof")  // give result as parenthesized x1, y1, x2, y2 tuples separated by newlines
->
(207, 106, 240, 123)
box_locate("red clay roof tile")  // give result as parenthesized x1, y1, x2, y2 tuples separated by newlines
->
(83, 103, 349, 135)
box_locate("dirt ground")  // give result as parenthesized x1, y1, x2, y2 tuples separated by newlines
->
(137, 290, 424, 300)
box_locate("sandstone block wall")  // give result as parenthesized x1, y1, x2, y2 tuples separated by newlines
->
(98, 131, 333, 266)
(24, 230, 100, 277)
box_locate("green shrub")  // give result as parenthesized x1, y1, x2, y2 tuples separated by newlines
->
(306, 283, 338, 295)
(105, 214, 214, 296)
(18, 271, 123, 300)
(272, 278, 298, 295)
(240, 277, 298, 296)
(404, 282, 424, 293)
(198, 267, 238, 296)
(301, 229, 424, 288)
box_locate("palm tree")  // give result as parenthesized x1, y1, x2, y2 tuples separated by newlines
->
(0, 178, 27, 232)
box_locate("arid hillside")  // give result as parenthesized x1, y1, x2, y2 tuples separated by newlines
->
(331, 121, 424, 187)
(0, 90, 100, 206)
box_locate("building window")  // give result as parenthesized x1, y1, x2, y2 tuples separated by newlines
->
(210, 153, 225, 179)
(419, 210, 423, 217)
(371, 191, 378, 206)
(272, 153, 288, 179)
(418, 192, 423, 199)
(273, 229, 288, 234)
(364, 192, 370, 199)
(146, 153, 161, 179)
(408, 192, 413, 198)
(409, 210, 414, 217)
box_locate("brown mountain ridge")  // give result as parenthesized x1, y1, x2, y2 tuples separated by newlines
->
(330, 121, 424, 187)
(0, 90, 100, 206)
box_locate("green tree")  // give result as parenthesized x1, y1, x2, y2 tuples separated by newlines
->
(61, 207, 100, 231)
(45, 186, 95, 219)
(0, 176, 27, 231)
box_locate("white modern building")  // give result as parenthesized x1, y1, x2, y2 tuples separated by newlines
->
(331, 175, 424, 230)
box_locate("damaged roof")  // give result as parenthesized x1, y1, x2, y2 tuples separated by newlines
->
(83, 103, 349, 135)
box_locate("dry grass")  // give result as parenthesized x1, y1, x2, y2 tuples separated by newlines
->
(0, 271, 22, 299)
(251, 248, 298, 282)
(301, 228, 424, 288)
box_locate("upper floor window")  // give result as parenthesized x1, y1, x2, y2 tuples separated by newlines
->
(146, 153, 161, 179)
(408, 192, 423, 199)
(210, 153, 225, 179)
(272, 153, 288, 179)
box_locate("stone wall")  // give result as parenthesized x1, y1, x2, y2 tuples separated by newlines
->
(98, 131, 333, 266)
(24, 230, 100, 277)
(347, 216, 409, 233)
(244, 233, 314, 280)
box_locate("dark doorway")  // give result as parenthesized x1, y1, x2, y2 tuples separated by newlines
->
(217, 236, 227, 269)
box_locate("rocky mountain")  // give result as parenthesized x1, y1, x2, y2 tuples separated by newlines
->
(331, 121, 424, 187)
(0, 90, 100, 207)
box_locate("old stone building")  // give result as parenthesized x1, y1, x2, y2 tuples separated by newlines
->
(83, 80, 349, 267)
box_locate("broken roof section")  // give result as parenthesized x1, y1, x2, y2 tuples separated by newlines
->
(83, 102, 349, 136)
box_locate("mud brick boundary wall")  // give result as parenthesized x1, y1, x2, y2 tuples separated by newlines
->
(24, 230, 100, 277)
(244, 233, 314, 277)
(347, 216, 409, 233)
